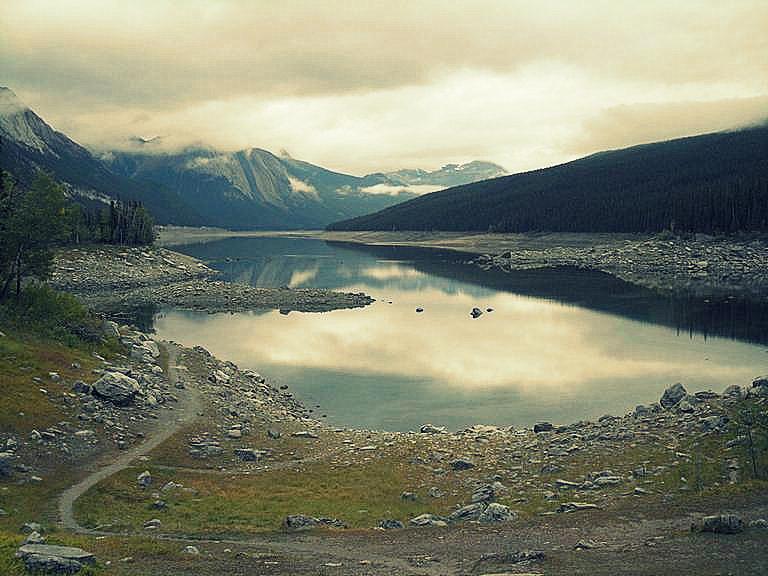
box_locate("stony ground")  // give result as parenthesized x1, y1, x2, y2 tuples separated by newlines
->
(3, 319, 767, 574)
(51, 245, 373, 316)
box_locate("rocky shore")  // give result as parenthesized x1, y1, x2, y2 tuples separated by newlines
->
(313, 230, 768, 298)
(51, 245, 373, 315)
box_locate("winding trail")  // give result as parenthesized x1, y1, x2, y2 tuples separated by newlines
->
(58, 344, 201, 531)
(55, 343, 447, 575)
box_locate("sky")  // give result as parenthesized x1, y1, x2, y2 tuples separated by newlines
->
(1, 0, 767, 175)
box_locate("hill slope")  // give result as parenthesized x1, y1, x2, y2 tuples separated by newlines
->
(328, 125, 768, 234)
(0, 87, 203, 225)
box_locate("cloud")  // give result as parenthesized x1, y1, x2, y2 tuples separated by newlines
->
(1, 0, 766, 173)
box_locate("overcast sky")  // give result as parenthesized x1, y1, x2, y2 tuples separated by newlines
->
(1, 0, 766, 174)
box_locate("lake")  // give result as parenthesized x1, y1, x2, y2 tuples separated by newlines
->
(153, 236, 768, 432)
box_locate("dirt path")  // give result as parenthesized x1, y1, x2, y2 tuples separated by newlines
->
(58, 344, 201, 531)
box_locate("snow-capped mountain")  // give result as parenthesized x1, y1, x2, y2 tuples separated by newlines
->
(1, 87, 506, 229)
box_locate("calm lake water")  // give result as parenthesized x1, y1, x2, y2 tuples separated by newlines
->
(154, 237, 768, 431)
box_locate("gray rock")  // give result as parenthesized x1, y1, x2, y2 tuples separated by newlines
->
(749, 518, 768, 529)
(593, 476, 623, 488)
(695, 514, 744, 534)
(21, 522, 42, 534)
(409, 514, 448, 527)
(137, 470, 152, 488)
(400, 491, 418, 501)
(470, 307, 484, 318)
(660, 383, 687, 409)
(92, 371, 140, 406)
(234, 448, 265, 462)
(23, 531, 46, 545)
(723, 385, 745, 399)
(16, 544, 95, 574)
(471, 484, 496, 503)
(378, 519, 405, 529)
(419, 424, 447, 434)
(267, 429, 282, 439)
(183, 545, 200, 555)
(101, 320, 121, 339)
(291, 431, 319, 439)
(479, 503, 517, 523)
(71, 381, 92, 395)
(282, 514, 346, 531)
(533, 421, 553, 433)
(752, 375, 768, 388)
(0, 451, 15, 477)
(557, 502, 599, 513)
(450, 458, 475, 471)
(449, 503, 485, 522)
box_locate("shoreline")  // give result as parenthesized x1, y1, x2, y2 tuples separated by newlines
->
(158, 227, 768, 299)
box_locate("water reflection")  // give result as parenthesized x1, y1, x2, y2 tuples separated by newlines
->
(154, 237, 768, 431)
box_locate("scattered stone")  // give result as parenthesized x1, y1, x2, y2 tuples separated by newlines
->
(267, 429, 282, 439)
(21, 522, 42, 534)
(574, 540, 597, 550)
(420, 424, 447, 434)
(23, 531, 46, 545)
(291, 431, 319, 439)
(470, 307, 483, 318)
(183, 545, 200, 555)
(400, 491, 418, 501)
(449, 503, 485, 522)
(0, 451, 15, 477)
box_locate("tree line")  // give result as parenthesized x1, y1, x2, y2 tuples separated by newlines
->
(0, 171, 155, 300)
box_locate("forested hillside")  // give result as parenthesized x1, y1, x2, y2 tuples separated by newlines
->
(328, 125, 768, 234)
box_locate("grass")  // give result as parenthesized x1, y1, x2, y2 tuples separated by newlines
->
(75, 447, 465, 535)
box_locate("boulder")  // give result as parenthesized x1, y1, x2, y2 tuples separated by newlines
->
(449, 503, 485, 522)
(479, 503, 517, 523)
(450, 458, 475, 471)
(71, 381, 92, 395)
(533, 421, 553, 433)
(378, 519, 405, 530)
(92, 372, 140, 406)
(470, 307, 483, 319)
(0, 451, 15, 477)
(101, 320, 121, 339)
(282, 515, 347, 531)
(137, 470, 152, 488)
(660, 383, 687, 409)
(419, 424, 447, 434)
(16, 544, 95, 574)
(471, 484, 496, 503)
(695, 514, 743, 534)
(234, 448, 266, 462)
(557, 502, 599, 513)
(409, 514, 448, 527)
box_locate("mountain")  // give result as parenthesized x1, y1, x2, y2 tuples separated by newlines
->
(0, 86, 506, 229)
(328, 125, 768, 234)
(102, 147, 506, 230)
(0, 87, 202, 225)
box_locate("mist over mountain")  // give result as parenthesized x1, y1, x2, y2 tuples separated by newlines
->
(0, 86, 505, 230)
(329, 124, 768, 234)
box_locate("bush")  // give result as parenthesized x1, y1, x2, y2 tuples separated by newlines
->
(0, 283, 101, 344)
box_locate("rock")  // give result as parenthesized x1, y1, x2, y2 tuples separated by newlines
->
(92, 371, 140, 406)
(533, 421, 553, 433)
(282, 515, 347, 531)
(226, 429, 243, 439)
(16, 544, 95, 574)
(150, 499, 167, 510)
(723, 385, 745, 399)
(71, 381, 92, 395)
(137, 470, 152, 488)
(428, 487, 444, 498)
(400, 491, 418, 501)
(749, 519, 768, 529)
(471, 484, 496, 503)
(557, 502, 599, 513)
(0, 451, 15, 477)
(660, 383, 687, 409)
(21, 522, 42, 534)
(752, 375, 768, 389)
(695, 514, 744, 534)
(479, 503, 517, 523)
(183, 545, 200, 555)
(101, 320, 121, 339)
(291, 431, 319, 439)
(470, 307, 483, 318)
(378, 519, 405, 530)
(267, 429, 282, 439)
(449, 503, 485, 522)
(574, 540, 597, 550)
(143, 518, 162, 530)
(677, 400, 694, 413)
(234, 448, 264, 462)
(24, 531, 46, 545)
(450, 458, 474, 471)
(416, 307, 424, 313)
(593, 476, 622, 488)
(419, 424, 447, 434)
(555, 479, 580, 489)
(409, 514, 448, 527)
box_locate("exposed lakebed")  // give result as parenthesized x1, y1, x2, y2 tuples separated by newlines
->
(153, 236, 768, 431)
